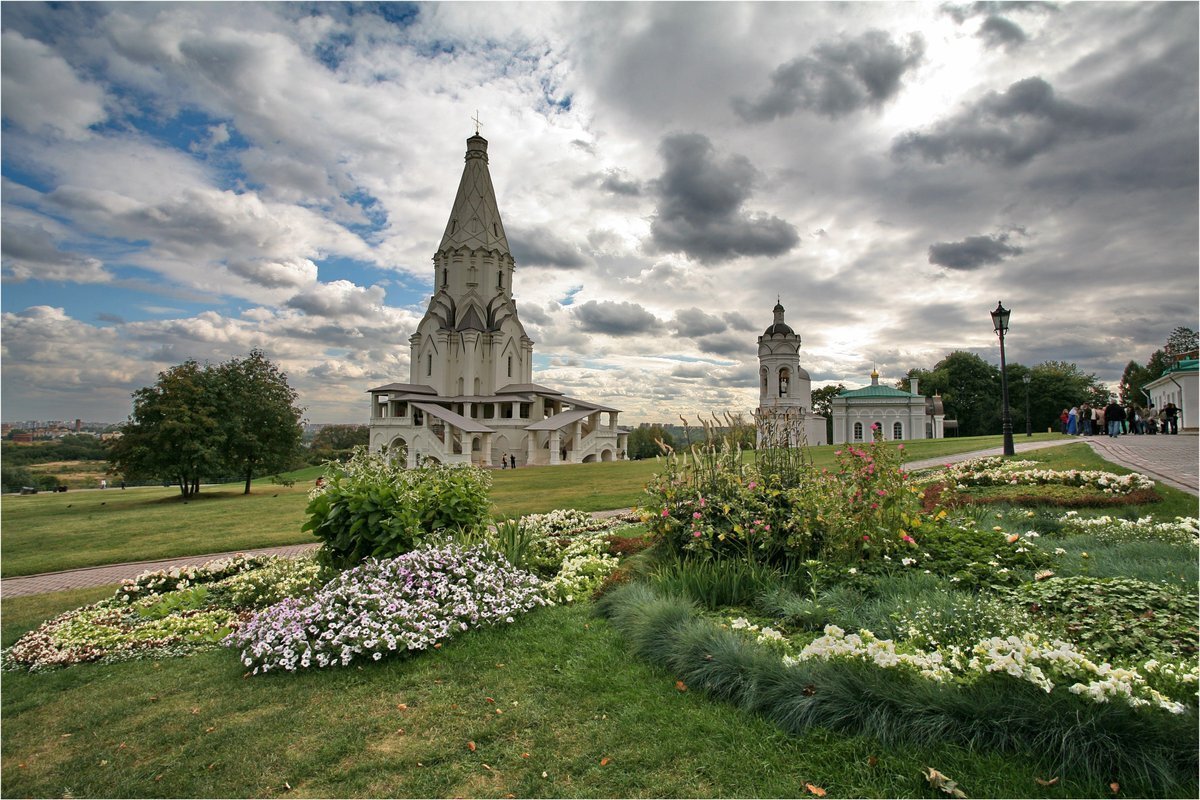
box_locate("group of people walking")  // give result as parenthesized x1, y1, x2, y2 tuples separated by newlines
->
(1060, 401, 1180, 438)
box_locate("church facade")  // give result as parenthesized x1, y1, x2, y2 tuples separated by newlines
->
(368, 133, 627, 467)
(755, 301, 828, 447)
(830, 371, 945, 444)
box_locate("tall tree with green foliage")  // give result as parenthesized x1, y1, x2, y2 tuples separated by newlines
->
(1165, 326, 1198, 362)
(108, 360, 224, 498)
(310, 424, 370, 452)
(903, 352, 1000, 437)
(627, 425, 676, 459)
(218, 350, 305, 494)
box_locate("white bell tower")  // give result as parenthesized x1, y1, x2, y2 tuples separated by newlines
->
(756, 300, 826, 446)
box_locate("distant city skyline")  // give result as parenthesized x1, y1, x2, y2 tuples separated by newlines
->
(3, 2, 1197, 424)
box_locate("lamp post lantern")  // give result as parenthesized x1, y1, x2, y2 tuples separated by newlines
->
(1022, 373, 1032, 437)
(990, 301, 1015, 456)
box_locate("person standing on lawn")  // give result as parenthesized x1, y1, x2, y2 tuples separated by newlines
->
(1104, 400, 1126, 437)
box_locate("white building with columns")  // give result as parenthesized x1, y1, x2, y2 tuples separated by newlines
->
(368, 132, 627, 467)
(755, 301, 828, 447)
(830, 370, 945, 444)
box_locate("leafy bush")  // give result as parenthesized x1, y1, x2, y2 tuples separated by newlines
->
(1007, 576, 1198, 661)
(226, 543, 548, 673)
(642, 433, 940, 568)
(304, 449, 491, 569)
(894, 519, 1052, 588)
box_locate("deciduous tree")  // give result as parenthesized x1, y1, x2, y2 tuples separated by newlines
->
(218, 350, 305, 494)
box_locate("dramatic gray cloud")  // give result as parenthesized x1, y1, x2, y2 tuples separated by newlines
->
(978, 16, 1027, 50)
(928, 232, 1024, 271)
(733, 30, 925, 121)
(648, 133, 798, 263)
(574, 300, 660, 337)
(672, 307, 728, 338)
(599, 170, 642, 197)
(0, 2, 1194, 425)
(893, 76, 1138, 166)
(509, 225, 591, 269)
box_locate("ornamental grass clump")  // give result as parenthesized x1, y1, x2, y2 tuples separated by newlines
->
(226, 543, 548, 673)
(304, 448, 491, 569)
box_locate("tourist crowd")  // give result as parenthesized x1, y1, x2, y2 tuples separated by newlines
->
(1059, 402, 1180, 438)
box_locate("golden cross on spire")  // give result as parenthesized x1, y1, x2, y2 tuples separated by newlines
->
(472, 110, 483, 136)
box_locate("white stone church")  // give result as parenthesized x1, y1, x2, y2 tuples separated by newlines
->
(368, 133, 627, 467)
(755, 300, 946, 446)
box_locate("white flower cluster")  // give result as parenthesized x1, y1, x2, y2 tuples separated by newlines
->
(781, 625, 1191, 714)
(942, 461, 1155, 495)
(520, 508, 620, 538)
(118, 554, 271, 601)
(729, 617, 808, 649)
(787, 625, 951, 681)
(1058, 513, 1199, 546)
(226, 544, 548, 673)
(543, 534, 620, 604)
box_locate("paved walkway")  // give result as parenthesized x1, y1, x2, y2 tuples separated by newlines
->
(3, 438, 1195, 599)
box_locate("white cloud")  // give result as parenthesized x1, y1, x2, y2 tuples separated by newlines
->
(0, 30, 108, 140)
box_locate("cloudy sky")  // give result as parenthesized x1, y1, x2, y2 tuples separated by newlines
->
(3, 1, 1197, 425)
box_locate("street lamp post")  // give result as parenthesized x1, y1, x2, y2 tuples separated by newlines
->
(1022, 373, 1032, 437)
(991, 301, 1015, 456)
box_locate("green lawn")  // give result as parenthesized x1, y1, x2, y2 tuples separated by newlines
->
(0, 432, 1101, 578)
(0, 593, 1099, 799)
(1, 438, 1193, 798)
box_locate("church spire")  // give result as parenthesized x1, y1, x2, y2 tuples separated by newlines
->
(437, 133, 511, 257)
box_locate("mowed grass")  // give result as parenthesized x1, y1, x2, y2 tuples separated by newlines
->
(0, 593, 1099, 799)
(0, 433, 1072, 578)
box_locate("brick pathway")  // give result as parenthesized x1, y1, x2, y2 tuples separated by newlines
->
(4, 438, 1194, 599)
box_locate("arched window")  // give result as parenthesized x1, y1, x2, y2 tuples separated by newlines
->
(507, 355, 513, 378)
(760, 368, 768, 393)
(853, 422, 863, 441)
(779, 367, 790, 397)
(426, 354, 432, 376)
(442, 268, 448, 288)
(893, 421, 903, 440)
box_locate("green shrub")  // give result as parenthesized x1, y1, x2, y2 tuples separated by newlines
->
(303, 449, 491, 569)
(1007, 576, 1198, 661)
(642, 433, 942, 568)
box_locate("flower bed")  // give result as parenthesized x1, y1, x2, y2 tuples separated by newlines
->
(783, 624, 1194, 715)
(1057, 512, 1199, 546)
(936, 457, 1156, 496)
(117, 553, 272, 601)
(226, 543, 548, 673)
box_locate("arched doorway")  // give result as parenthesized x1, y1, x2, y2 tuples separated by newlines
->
(387, 437, 409, 466)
